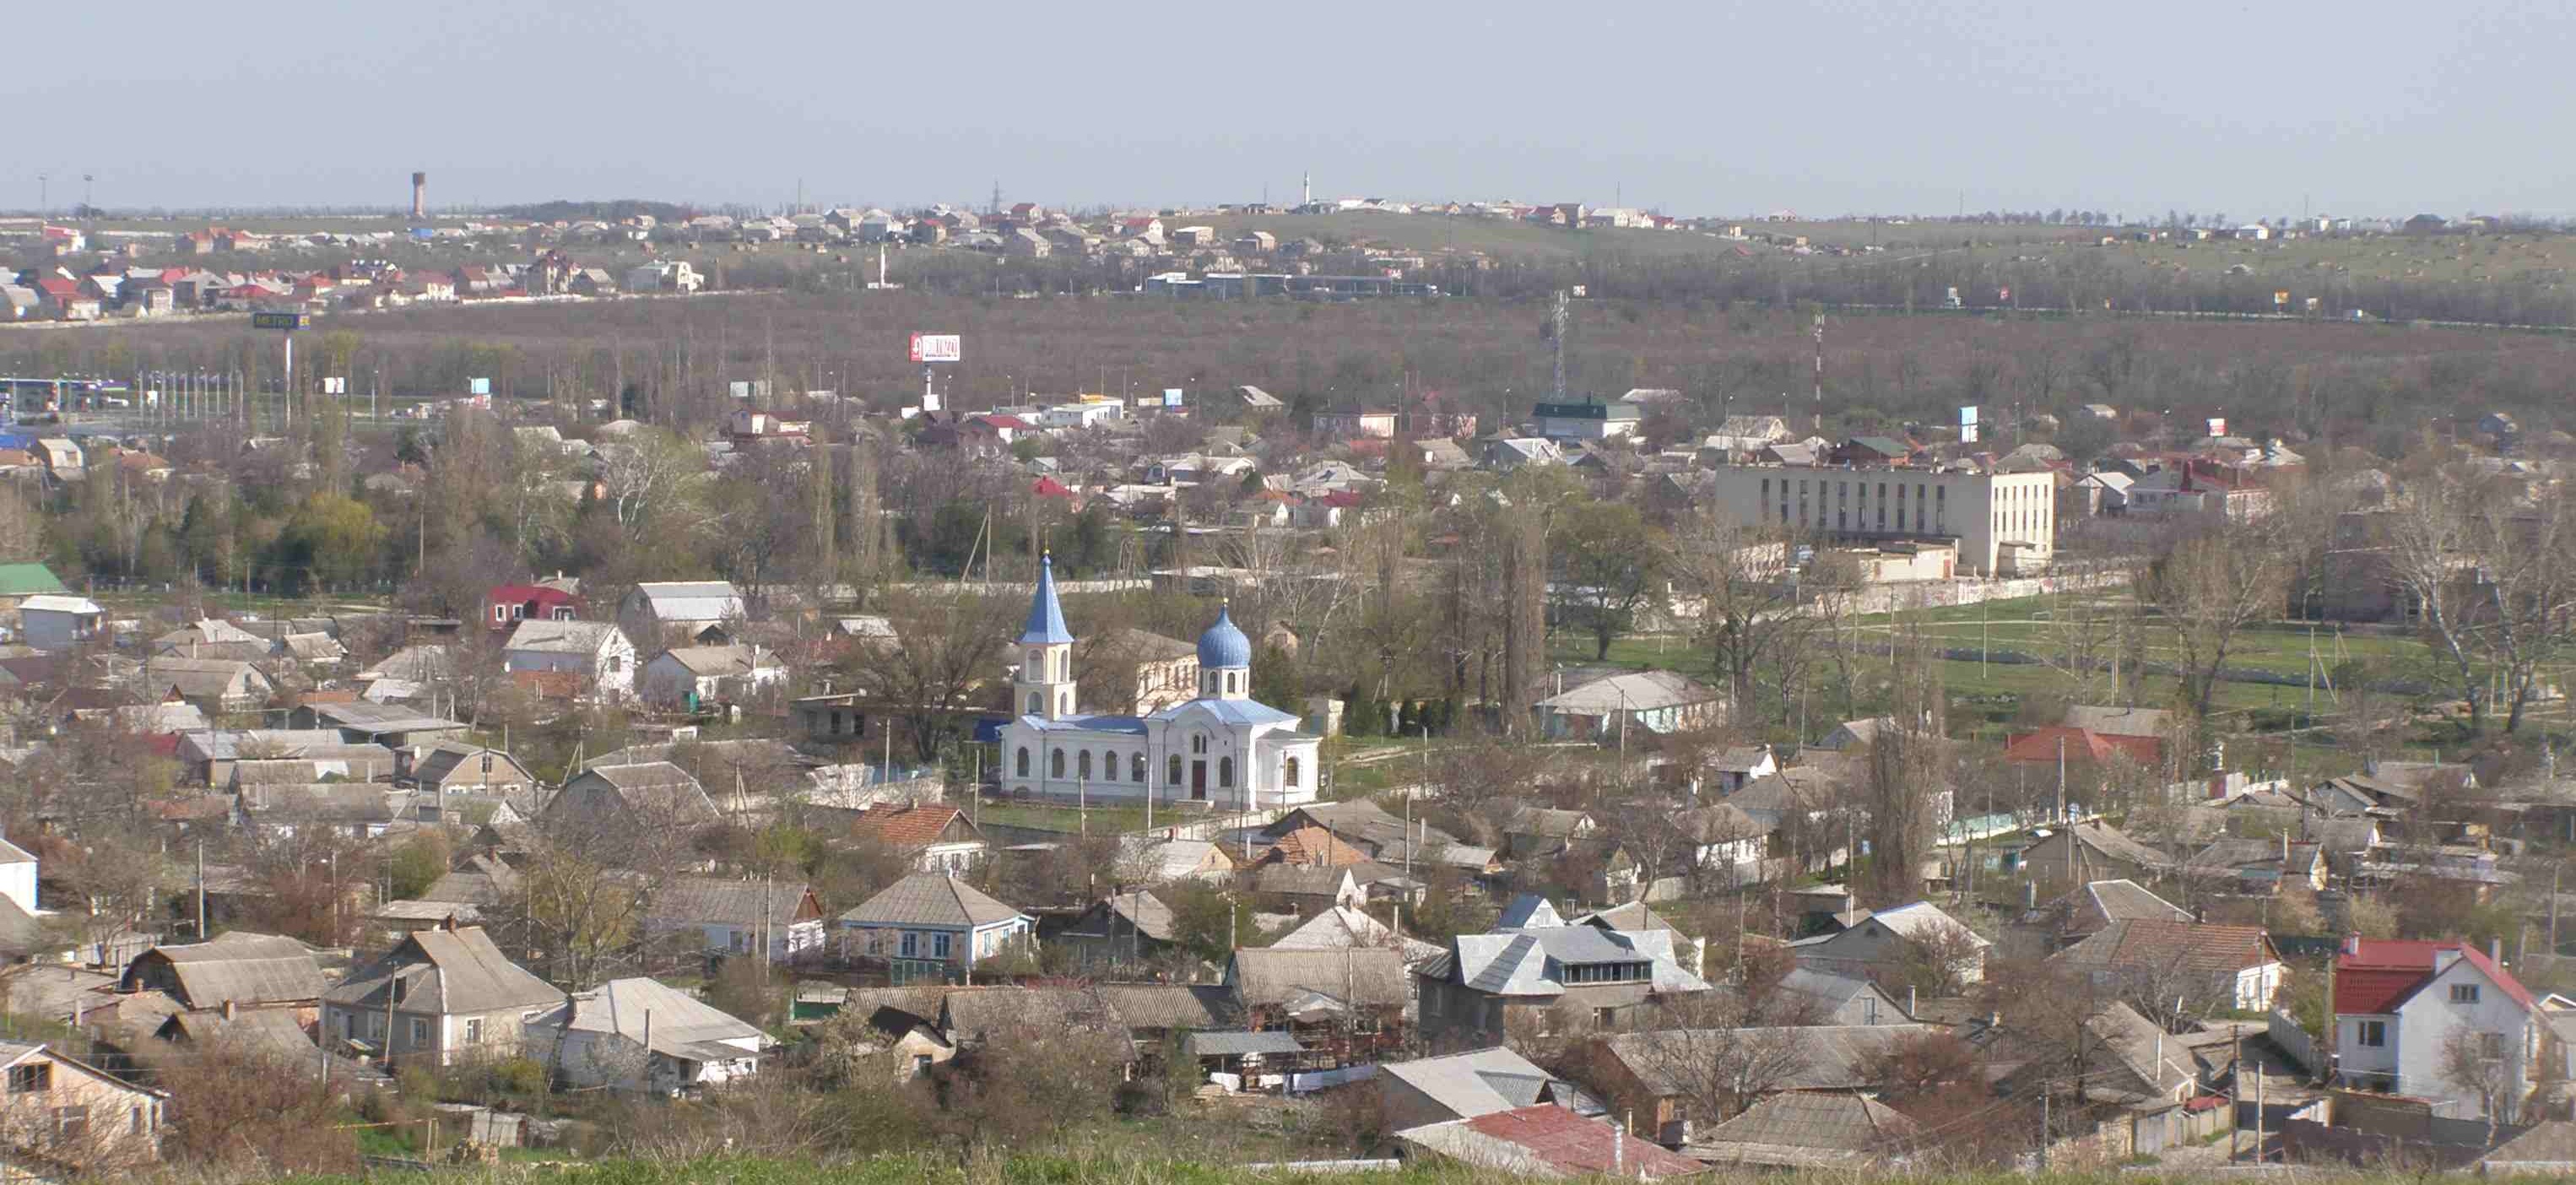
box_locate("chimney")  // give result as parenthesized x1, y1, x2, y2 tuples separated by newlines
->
(2492, 937, 2504, 966)
(2343, 932, 2362, 957)
(221, 998, 235, 1020)
(410, 172, 426, 220)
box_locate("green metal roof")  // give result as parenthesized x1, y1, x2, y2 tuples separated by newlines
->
(0, 565, 66, 598)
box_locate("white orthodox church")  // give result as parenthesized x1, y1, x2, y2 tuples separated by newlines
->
(1000, 555, 1321, 809)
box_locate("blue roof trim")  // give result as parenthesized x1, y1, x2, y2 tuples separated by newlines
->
(1018, 554, 1074, 646)
(1148, 698, 1299, 727)
(1015, 713, 1149, 735)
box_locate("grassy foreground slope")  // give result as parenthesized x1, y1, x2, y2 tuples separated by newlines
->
(267, 1155, 2455, 1185)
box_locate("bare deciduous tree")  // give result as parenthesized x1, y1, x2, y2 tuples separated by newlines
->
(2140, 518, 2291, 720)
(1667, 511, 1832, 728)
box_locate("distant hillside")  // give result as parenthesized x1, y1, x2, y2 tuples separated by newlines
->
(492, 199, 695, 224)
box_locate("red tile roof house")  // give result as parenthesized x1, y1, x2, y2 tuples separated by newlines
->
(2332, 935, 2541, 1123)
(482, 583, 583, 631)
(2002, 726, 2163, 769)
(847, 804, 988, 874)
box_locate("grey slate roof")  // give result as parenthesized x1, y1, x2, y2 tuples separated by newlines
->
(504, 620, 626, 655)
(1093, 984, 1238, 1032)
(125, 932, 327, 1009)
(1449, 926, 1711, 998)
(1227, 946, 1410, 1010)
(1380, 1047, 1600, 1121)
(322, 925, 562, 1016)
(839, 873, 1026, 928)
(652, 876, 814, 930)
(629, 582, 744, 623)
(1691, 1092, 1920, 1166)
(529, 977, 762, 1058)
(1184, 1030, 1303, 1058)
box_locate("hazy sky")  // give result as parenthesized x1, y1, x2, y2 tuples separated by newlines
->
(18, 1, 2572, 218)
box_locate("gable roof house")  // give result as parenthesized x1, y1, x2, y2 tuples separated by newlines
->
(646, 876, 827, 964)
(835, 873, 1035, 971)
(846, 804, 988, 873)
(1690, 1091, 1922, 1170)
(1052, 890, 1181, 971)
(637, 644, 787, 711)
(2332, 935, 2541, 1122)
(2016, 879, 2192, 955)
(407, 743, 539, 819)
(2050, 918, 2286, 1012)
(142, 655, 273, 715)
(502, 620, 637, 701)
(2184, 835, 2326, 895)
(540, 761, 720, 835)
(1788, 901, 1990, 991)
(1225, 946, 1412, 1066)
(1577, 1024, 1940, 1147)
(1379, 1045, 1605, 1132)
(319, 923, 565, 1069)
(1272, 904, 1445, 965)
(525, 977, 764, 1094)
(2018, 822, 2173, 889)
(617, 582, 745, 646)
(1534, 671, 1724, 743)
(1766, 967, 1910, 1026)
(117, 932, 327, 1013)
(0, 1042, 169, 1166)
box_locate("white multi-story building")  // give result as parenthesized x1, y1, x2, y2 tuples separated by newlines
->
(998, 555, 1320, 809)
(1696, 462, 2057, 576)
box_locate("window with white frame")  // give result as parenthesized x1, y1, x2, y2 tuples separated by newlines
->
(2452, 983, 2481, 1004)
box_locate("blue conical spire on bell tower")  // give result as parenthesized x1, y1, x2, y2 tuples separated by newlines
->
(1020, 552, 1074, 646)
(1015, 552, 1079, 720)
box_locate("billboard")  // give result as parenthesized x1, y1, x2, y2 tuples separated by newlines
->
(250, 311, 306, 331)
(909, 333, 962, 363)
(1163, 388, 1184, 408)
(2206, 417, 2227, 438)
(1962, 424, 1979, 444)
(468, 377, 490, 396)
(322, 376, 346, 395)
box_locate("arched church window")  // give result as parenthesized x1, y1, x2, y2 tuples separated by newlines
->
(1132, 752, 1147, 782)
(1078, 750, 1092, 780)
(1016, 747, 1030, 777)
(1283, 756, 1300, 788)
(1050, 749, 1065, 778)
(1218, 757, 1235, 789)
(1167, 755, 1182, 785)
(1027, 692, 1042, 714)
(1191, 733, 1208, 755)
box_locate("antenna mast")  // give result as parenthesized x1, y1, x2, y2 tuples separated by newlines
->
(1551, 289, 1570, 400)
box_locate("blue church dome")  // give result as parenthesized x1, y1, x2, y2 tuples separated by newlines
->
(1197, 603, 1253, 669)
